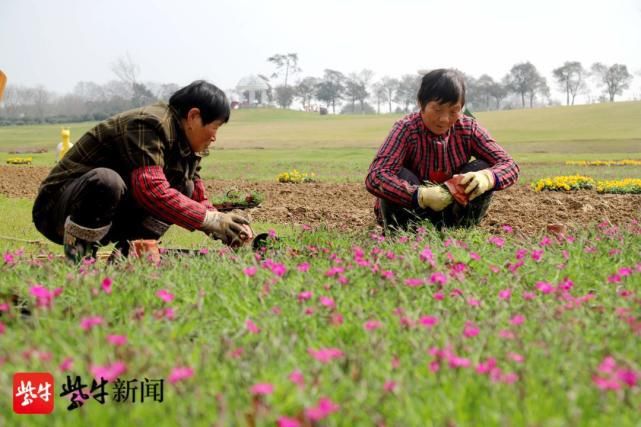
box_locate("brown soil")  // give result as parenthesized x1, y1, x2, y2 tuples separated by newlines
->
(3, 165, 639, 235)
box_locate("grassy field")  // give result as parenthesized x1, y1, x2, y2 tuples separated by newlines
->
(1, 101, 640, 184)
(1, 103, 641, 425)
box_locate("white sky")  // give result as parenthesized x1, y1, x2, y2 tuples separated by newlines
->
(2, 0, 640, 102)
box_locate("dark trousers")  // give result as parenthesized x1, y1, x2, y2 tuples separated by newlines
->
(33, 168, 193, 248)
(380, 160, 493, 231)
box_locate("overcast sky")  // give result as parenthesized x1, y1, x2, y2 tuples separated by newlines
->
(2, 0, 640, 102)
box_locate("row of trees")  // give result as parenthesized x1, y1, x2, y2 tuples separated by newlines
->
(0, 54, 636, 125)
(262, 53, 635, 114)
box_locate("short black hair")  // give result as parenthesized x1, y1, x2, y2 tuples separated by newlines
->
(169, 80, 230, 124)
(417, 69, 466, 109)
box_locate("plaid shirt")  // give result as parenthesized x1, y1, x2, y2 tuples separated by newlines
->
(36, 103, 212, 231)
(366, 112, 519, 214)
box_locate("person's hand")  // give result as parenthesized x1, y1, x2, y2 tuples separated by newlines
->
(200, 211, 251, 247)
(458, 169, 495, 200)
(417, 185, 453, 212)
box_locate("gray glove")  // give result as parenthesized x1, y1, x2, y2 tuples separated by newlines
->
(200, 211, 250, 247)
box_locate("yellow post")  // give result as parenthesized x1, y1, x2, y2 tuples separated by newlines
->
(59, 128, 71, 161)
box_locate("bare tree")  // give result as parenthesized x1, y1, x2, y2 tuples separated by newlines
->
(379, 77, 399, 113)
(372, 82, 388, 114)
(111, 53, 140, 91)
(32, 85, 51, 122)
(591, 63, 633, 102)
(553, 61, 586, 105)
(267, 53, 301, 87)
(394, 74, 421, 113)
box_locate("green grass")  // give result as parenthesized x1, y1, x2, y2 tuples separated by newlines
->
(1, 103, 641, 425)
(1, 214, 640, 425)
(1, 102, 640, 185)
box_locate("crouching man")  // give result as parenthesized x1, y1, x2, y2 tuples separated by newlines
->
(33, 80, 250, 262)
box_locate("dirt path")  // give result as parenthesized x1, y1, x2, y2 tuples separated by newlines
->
(3, 165, 639, 235)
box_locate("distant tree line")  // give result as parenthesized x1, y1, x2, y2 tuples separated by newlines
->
(0, 53, 635, 125)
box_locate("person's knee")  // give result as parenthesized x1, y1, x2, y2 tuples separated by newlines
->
(397, 168, 421, 185)
(458, 159, 490, 174)
(88, 168, 127, 200)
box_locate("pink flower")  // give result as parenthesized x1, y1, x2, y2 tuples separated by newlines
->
(598, 356, 617, 374)
(488, 236, 505, 247)
(246, 319, 260, 334)
(305, 397, 340, 421)
(3, 252, 15, 266)
(469, 252, 481, 261)
(502, 224, 513, 233)
(499, 329, 515, 340)
(277, 417, 301, 427)
(433, 292, 444, 301)
(536, 281, 555, 294)
(325, 266, 344, 277)
(156, 289, 174, 303)
(297, 262, 310, 272)
(270, 263, 287, 277)
(319, 296, 335, 309)
(384, 380, 397, 392)
(522, 291, 536, 300)
(420, 247, 435, 266)
(59, 357, 73, 371)
(250, 383, 274, 395)
(29, 285, 62, 308)
(91, 361, 126, 382)
(419, 315, 439, 328)
(531, 250, 544, 262)
(467, 298, 481, 307)
(106, 334, 127, 346)
(164, 307, 176, 320)
(101, 277, 113, 294)
(297, 291, 312, 302)
(363, 320, 382, 331)
(243, 266, 257, 277)
(404, 278, 424, 287)
(80, 316, 104, 331)
(508, 352, 524, 363)
(510, 314, 525, 326)
(168, 366, 194, 384)
(498, 288, 512, 300)
(593, 375, 621, 391)
(0, 303, 9, 312)
(463, 322, 479, 338)
(429, 272, 447, 285)
(617, 369, 638, 387)
(289, 369, 304, 387)
(308, 347, 344, 363)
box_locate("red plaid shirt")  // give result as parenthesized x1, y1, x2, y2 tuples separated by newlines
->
(366, 112, 519, 215)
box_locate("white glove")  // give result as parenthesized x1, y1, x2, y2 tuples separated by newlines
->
(458, 169, 495, 201)
(417, 186, 453, 212)
(200, 211, 251, 247)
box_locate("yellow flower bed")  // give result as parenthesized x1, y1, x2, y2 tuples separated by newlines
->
(276, 169, 316, 184)
(596, 178, 641, 194)
(6, 157, 33, 165)
(532, 175, 595, 192)
(565, 160, 641, 166)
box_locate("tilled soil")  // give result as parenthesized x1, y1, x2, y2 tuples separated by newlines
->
(3, 165, 639, 235)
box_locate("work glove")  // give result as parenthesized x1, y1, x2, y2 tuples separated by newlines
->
(458, 169, 495, 201)
(200, 210, 251, 248)
(417, 185, 454, 212)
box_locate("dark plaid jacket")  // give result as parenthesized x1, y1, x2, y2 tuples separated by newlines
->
(34, 103, 211, 231)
